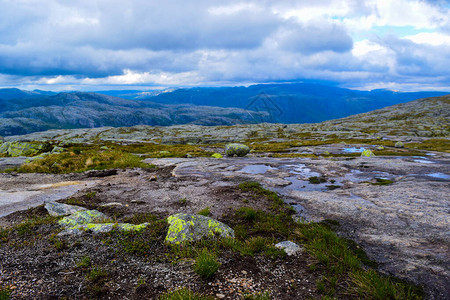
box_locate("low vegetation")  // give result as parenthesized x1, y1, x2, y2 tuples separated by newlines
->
(0, 170, 426, 299)
(193, 248, 221, 279)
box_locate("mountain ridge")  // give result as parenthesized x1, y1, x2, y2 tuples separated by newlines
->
(0, 83, 447, 136)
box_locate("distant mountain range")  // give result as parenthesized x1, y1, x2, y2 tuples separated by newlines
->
(0, 90, 266, 136)
(0, 83, 447, 136)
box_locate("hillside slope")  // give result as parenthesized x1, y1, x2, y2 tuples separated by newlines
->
(318, 94, 450, 137)
(0, 92, 266, 136)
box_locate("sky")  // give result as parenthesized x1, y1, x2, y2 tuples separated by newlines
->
(0, 0, 449, 92)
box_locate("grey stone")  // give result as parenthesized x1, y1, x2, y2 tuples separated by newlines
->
(275, 241, 302, 256)
(45, 200, 86, 216)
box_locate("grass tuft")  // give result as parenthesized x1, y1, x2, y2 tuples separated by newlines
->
(193, 248, 221, 279)
(159, 288, 213, 300)
(197, 207, 211, 217)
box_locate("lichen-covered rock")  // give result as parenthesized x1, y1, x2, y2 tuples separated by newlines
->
(45, 200, 86, 216)
(361, 149, 375, 157)
(59, 222, 149, 236)
(57, 207, 149, 236)
(376, 146, 385, 150)
(0, 142, 45, 157)
(395, 141, 404, 148)
(275, 241, 302, 256)
(58, 210, 108, 227)
(165, 213, 234, 244)
(225, 143, 250, 157)
(211, 153, 223, 159)
(51, 146, 65, 154)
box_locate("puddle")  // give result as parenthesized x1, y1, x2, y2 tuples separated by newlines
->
(280, 176, 329, 192)
(284, 164, 320, 178)
(342, 147, 366, 153)
(238, 164, 276, 174)
(426, 173, 450, 180)
(413, 159, 435, 164)
(344, 169, 394, 183)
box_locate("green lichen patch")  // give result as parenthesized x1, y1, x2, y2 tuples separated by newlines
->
(58, 210, 108, 228)
(165, 213, 234, 244)
(361, 149, 375, 157)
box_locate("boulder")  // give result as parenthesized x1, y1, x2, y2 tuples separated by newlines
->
(395, 141, 404, 148)
(165, 213, 234, 244)
(45, 200, 86, 216)
(57, 208, 149, 236)
(225, 143, 250, 157)
(361, 150, 375, 157)
(58, 210, 108, 228)
(0, 142, 45, 157)
(275, 241, 302, 256)
(59, 222, 149, 236)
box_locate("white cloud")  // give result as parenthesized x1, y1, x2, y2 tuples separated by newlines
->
(404, 32, 450, 45)
(0, 0, 449, 91)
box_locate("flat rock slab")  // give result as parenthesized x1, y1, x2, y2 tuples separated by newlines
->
(0, 177, 98, 218)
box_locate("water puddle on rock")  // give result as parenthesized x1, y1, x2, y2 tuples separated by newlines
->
(344, 169, 394, 183)
(284, 164, 320, 178)
(426, 173, 450, 180)
(238, 164, 276, 174)
(412, 156, 435, 164)
(342, 147, 366, 153)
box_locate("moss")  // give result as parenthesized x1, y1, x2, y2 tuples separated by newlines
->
(371, 178, 394, 185)
(405, 139, 450, 153)
(12, 149, 153, 174)
(309, 176, 327, 184)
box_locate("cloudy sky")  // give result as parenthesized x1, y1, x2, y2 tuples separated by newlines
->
(0, 0, 449, 91)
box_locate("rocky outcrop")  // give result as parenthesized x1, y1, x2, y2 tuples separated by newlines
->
(165, 213, 235, 244)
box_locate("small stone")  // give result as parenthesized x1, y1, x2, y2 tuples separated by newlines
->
(148, 175, 157, 181)
(216, 294, 225, 299)
(100, 202, 123, 207)
(275, 241, 303, 256)
(45, 200, 86, 216)
(241, 270, 247, 275)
